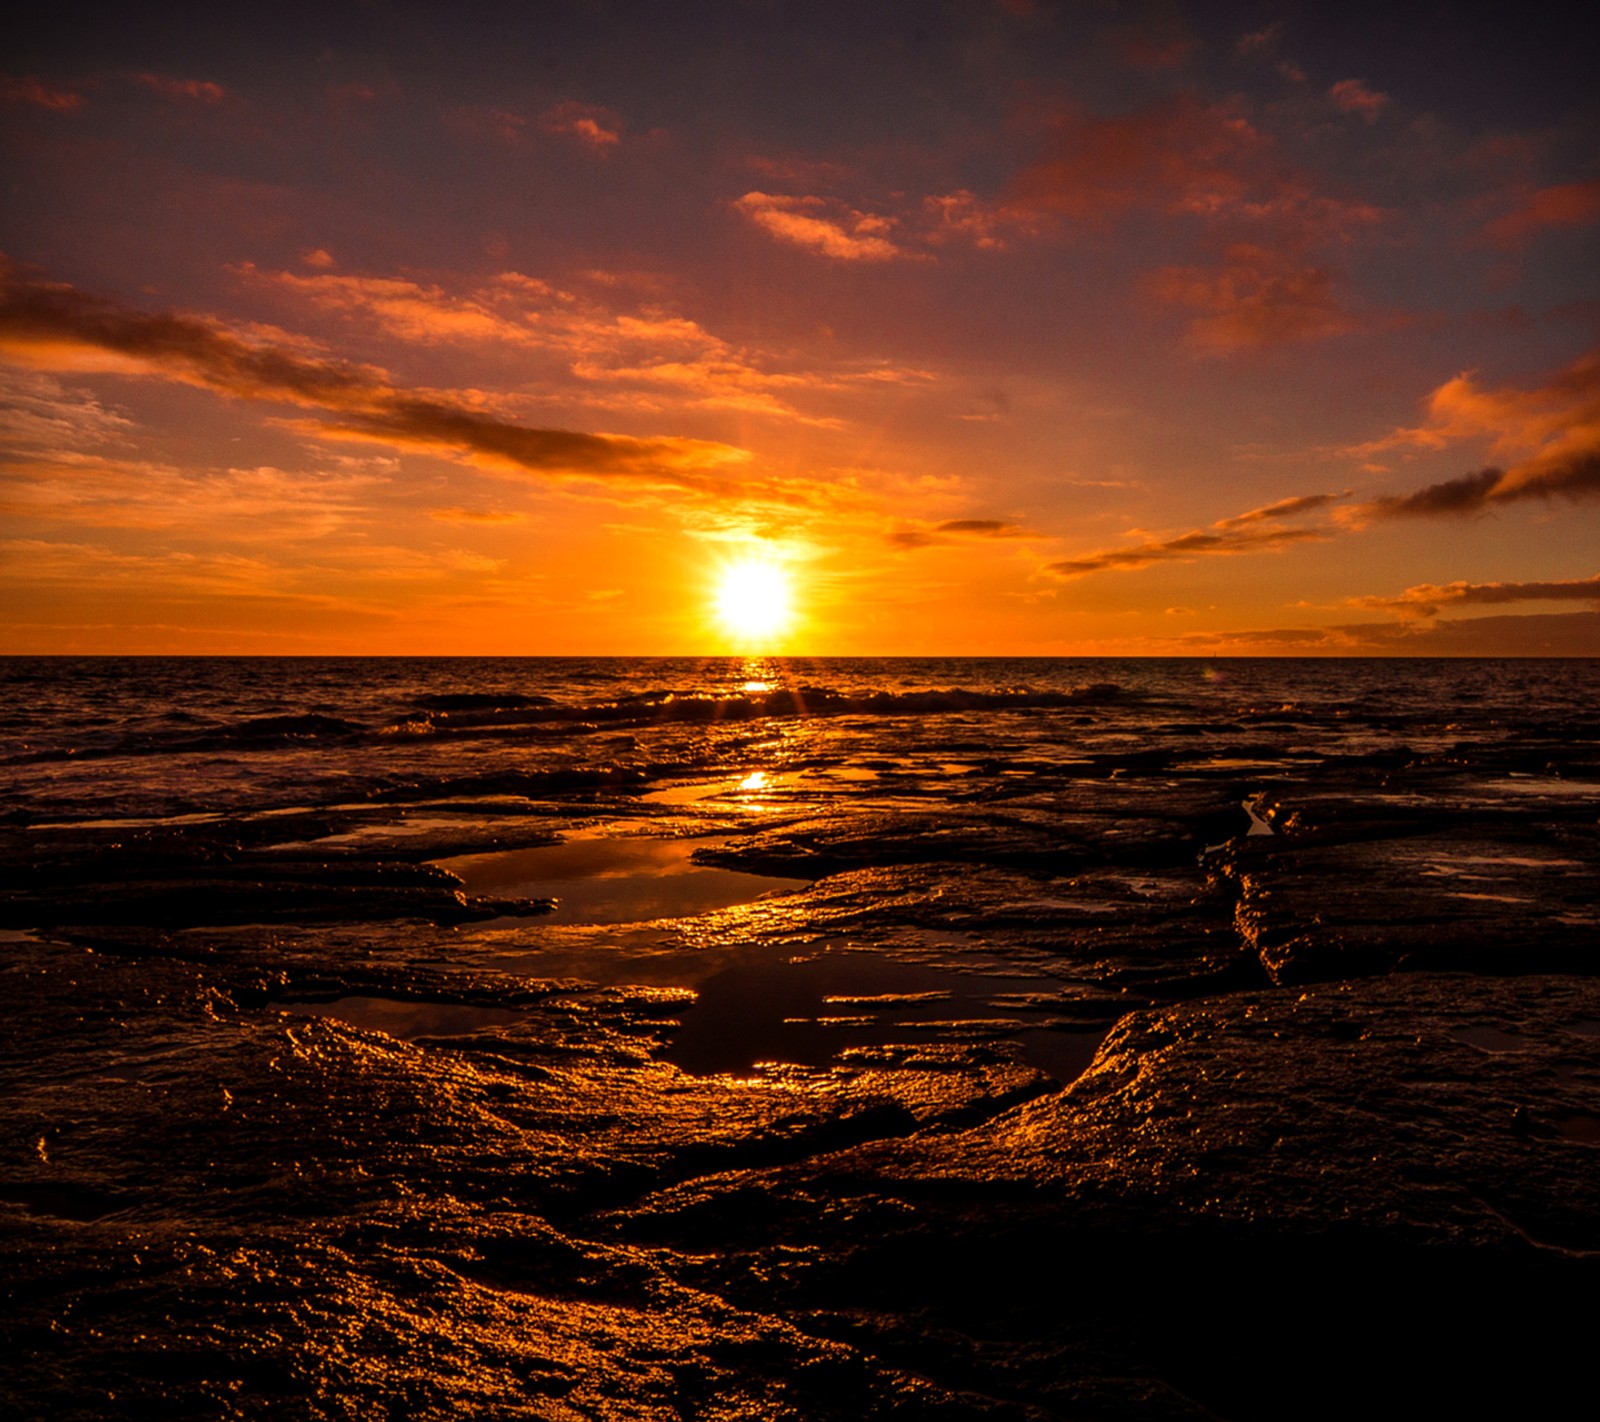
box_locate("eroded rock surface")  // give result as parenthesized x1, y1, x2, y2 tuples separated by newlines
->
(4, 659, 1599, 1418)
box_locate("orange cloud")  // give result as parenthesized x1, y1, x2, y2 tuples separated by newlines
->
(743, 153, 856, 186)
(1347, 350, 1600, 517)
(0, 367, 132, 449)
(1357, 451, 1600, 520)
(1, 74, 86, 111)
(1328, 79, 1388, 123)
(134, 73, 228, 103)
(733, 192, 906, 261)
(238, 264, 545, 346)
(1481, 180, 1600, 251)
(538, 101, 622, 151)
(1005, 91, 1383, 268)
(1147, 244, 1358, 350)
(1234, 25, 1282, 58)
(239, 262, 917, 429)
(922, 190, 1036, 250)
(1006, 94, 1265, 224)
(569, 355, 846, 426)
(1119, 33, 1193, 72)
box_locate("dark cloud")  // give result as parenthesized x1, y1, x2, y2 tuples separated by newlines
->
(0, 269, 750, 491)
(1354, 574, 1600, 618)
(1363, 467, 1504, 518)
(1350, 351, 1600, 520)
(1176, 612, 1600, 657)
(936, 519, 1015, 535)
(1362, 451, 1600, 519)
(886, 518, 1028, 550)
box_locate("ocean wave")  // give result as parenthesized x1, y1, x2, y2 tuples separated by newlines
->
(176, 713, 371, 748)
(4, 683, 1128, 765)
(407, 682, 1126, 733)
(411, 692, 556, 711)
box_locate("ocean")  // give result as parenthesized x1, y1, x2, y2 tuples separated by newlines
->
(4, 655, 1599, 1418)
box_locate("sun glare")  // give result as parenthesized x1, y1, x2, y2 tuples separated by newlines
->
(714, 557, 794, 644)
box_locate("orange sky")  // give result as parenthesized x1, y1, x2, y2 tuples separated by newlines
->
(2, 1, 1597, 654)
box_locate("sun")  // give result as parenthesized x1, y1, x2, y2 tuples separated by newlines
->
(713, 556, 795, 644)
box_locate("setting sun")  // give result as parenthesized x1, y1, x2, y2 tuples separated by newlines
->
(713, 557, 795, 643)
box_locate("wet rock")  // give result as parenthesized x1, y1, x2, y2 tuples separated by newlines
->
(1221, 822, 1600, 982)
(708, 861, 1252, 996)
(603, 972, 1600, 1418)
(698, 780, 1250, 878)
(0, 865, 529, 930)
(7, 661, 1600, 1418)
(2, 935, 1062, 1418)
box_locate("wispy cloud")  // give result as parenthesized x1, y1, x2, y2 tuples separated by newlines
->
(1328, 79, 1388, 123)
(1006, 94, 1266, 224)
(1480, 180, 1600, 251)
(1, 74, 86, 111)
(239, 263, 902, 427)
(921, 191, 1036, 251)
(538, 100, 622, 151)
(1046, 488, 1346, 578)
(0, 455, 383, 539)
(238, 264, 552, 346)
(1006, 91, 1384, 347)
(1215, 492, 1348, 527)
(1146, 244, 1358, 351)
(133, 73, 228, 103)
(428, 506, 528, 524)
(886, 517, 1034, 550)
(0, 367, 132, 449)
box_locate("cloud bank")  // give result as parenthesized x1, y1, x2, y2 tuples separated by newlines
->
(0, 268, 753, 495)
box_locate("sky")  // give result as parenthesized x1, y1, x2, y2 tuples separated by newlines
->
(2, 0, 1597, 656)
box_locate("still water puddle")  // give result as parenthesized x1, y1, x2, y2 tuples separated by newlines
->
(282, 996, 524, 1038)
(1550, 1110, 1600, 1144)
(1424, 853, 1583, 875)
(434, 828, 805, 924)
(640, 771, 795, 808)
(486, 933, 1109, 1083)
(661, 946, 1107, 1082)
(1451, 1024, 1527, 1053)
(430, 825, 1109, 1081)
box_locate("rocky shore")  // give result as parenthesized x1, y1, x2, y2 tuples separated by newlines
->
(4, 669, 1598, 1418)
